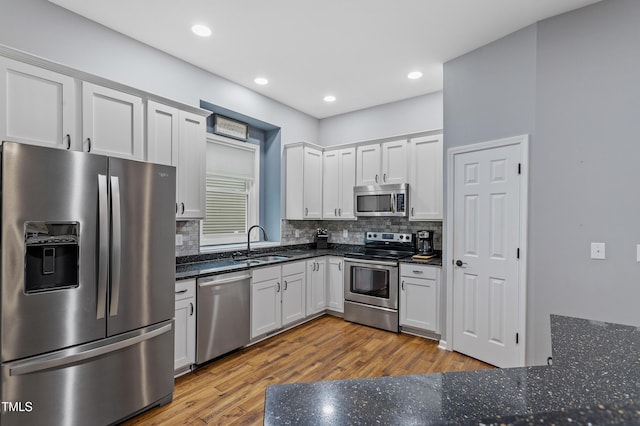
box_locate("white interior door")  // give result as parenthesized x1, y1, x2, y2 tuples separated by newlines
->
(450, 136, 527, 368)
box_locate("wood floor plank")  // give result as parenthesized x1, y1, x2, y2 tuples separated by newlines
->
(123, 315, 493, 425)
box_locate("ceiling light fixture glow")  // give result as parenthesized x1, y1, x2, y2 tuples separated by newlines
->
(323, 95, 336, 103)
(407, 71, 423, 80)
(191, 24, 212, 37)
(254, 77, 269, 85)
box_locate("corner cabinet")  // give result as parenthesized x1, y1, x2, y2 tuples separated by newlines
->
(399, 264, 440, 334)
(322, 148, 356, 220)
(356, 139, 407, 185)
(174, 279, 196, 376)
(408, 134, 443, 220)
(0, 56, 77, 150)
(147, 100, 206, 219)
(327, 257, 344, 313)
(81, 82, 144, 160)
(285, 143, 323, 219)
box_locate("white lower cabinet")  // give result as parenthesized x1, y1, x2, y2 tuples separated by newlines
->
(174, 279, 196, 376)
(251, 261, 306, 339)
(327, 256, 344, 313)
(306, 257, 327, 316)
(399, 264, 440, 333)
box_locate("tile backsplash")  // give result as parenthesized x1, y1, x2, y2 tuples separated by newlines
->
(177, 217, 443, 257)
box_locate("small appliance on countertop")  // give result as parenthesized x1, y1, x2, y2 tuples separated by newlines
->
(315, 228, 328, 249)
(412, 230, 436, 261)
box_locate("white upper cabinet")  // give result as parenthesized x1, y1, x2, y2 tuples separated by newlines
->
(147, 101, 206, 219)
(82, 82, 144, 160)
(0, 57, 76, 150)
(285, 144, 323, 220)
(408, 134, 443, 220)
(356, 139, 407, 185)
(323, 147, 356, 220)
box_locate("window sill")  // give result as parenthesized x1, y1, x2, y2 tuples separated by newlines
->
(199, 241, 281, 254)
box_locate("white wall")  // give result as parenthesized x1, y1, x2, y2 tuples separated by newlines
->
(318, 92, 443, 146)
(0, 0, 318, 146)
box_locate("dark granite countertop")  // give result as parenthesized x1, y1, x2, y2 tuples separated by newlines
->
(264, 315, 640, 425)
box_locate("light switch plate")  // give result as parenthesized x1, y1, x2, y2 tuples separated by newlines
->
(175, 234, 183, 246)
(590, 242, 605, 260)
(295, 229, 300, 238)
(343, 229, 348, 238)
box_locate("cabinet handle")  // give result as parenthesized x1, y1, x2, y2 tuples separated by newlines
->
(86, 137, 92, 152)
(383, 173, 387, 182)
(305, 208, 308, 216)
(338, 208, 341, 216)
(401, 280, 405, 291)
(181, 202, 185, 214)
(284, 280, 288, 291)
(276, 282, 281, 292)
(175, 289, 188, 295)
(338, 262, 341, 271)
(65, 134, 71, 150)
(375, 174, 379, 183)
(413, 270, 424, 274)
(334, 208, 337, 216)
(411, 207, 415, 216)
(175, 203, 178, 214)
(190, 302, 194, 316)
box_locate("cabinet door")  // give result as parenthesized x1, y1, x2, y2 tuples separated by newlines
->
(81, 82, 143, 160)
(338, 148, 356, 219)
(400, 276, 439, 332)
(327, 257, 344, 313)
(147, 100, 179, 166)
(174, 297, 195, 373)
(0, 57, 76, 150)
(306, 258, 326, 315)
(303, 147, 323, 219)
(356, 144, 381, 185)
(409, 135, 443, 220)
(251, 278, 282, 338)
(177, 111, 206, 219)
(381, 140, 407, 184)
(282, 272, 306, 326)
(322, 150, 340, 219)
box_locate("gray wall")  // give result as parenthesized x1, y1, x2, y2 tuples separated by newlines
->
(318, 92, 443, 146)
(444, 0, 640, 366)
(0, 0, 318, 146)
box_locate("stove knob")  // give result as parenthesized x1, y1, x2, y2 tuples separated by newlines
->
(398, 235, 403, 240)
(373, 234, 377, 238)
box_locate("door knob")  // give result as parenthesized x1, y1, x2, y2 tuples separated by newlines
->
(455, 260, 467, 267)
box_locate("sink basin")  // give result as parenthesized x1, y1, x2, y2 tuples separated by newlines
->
(254, 255, 290, 262)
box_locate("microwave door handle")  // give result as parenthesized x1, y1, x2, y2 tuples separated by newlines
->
(109, 176, 122, 317)
(391, 193, 396, 213)
(97, 174, 109, 320)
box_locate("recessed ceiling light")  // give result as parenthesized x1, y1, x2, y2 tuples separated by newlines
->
(407, 71, 423, 80)
(323, 95, 336, 103)
(191, 24, 212, 37)
(254, 77, 269, 85)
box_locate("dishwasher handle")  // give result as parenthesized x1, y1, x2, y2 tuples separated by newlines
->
(198, 274, 251, 287)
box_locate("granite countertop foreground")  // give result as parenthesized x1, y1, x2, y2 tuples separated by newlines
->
(264, 315, 640, 425)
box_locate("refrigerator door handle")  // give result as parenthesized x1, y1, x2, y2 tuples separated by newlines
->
(109, 175, 122, 317)
(8, 323, 172, 376)
(97, 174, 109, 320)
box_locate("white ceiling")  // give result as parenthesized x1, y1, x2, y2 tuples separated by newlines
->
(49, 0, 601, 119)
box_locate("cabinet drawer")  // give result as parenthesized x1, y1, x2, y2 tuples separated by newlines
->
(175, 279, 196, 301)
(400, 264, 438, 280)
(282, 260, 305, 277)
(252, 265, 280, 283)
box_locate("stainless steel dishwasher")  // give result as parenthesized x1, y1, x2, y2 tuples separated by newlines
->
(196, 270, 251, 364)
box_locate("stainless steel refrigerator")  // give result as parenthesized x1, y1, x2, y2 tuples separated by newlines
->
(0, 142, 176, 425)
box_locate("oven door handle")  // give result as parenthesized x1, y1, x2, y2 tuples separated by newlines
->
(343, 258, 398, 267)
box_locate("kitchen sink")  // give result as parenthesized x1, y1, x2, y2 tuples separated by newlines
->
(238, 254, 291, 265)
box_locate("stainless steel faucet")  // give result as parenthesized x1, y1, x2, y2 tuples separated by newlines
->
(247, 225, 268, 257)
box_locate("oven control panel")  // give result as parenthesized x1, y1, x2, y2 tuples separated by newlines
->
(365, 232, 412, 243)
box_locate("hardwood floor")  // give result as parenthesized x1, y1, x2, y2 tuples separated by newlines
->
(125, 315, 493, 425)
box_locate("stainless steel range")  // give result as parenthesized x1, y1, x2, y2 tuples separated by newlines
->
(343, 231, 414, 332)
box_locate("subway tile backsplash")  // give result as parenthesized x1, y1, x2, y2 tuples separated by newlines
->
(176, 217, 442, 257)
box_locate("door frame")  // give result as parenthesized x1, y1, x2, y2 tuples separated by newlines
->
(443, 134, 529, 366)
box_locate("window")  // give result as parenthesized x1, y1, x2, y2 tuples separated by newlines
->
(201, 135, 259, 246)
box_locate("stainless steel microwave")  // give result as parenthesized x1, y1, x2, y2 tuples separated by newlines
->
(354, 183, 409, 217)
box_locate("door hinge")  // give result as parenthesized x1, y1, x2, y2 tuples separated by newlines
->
(518, 163, 521, 175)
(517, 248, 520, 259)
(516, 333, 519, 344)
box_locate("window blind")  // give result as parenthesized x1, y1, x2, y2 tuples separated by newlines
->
(202, 175, 248, 236)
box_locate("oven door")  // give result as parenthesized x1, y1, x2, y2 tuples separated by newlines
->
(343, 258, 398, 309)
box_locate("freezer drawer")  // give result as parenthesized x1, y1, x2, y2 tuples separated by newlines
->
(1, 322, 174, 426)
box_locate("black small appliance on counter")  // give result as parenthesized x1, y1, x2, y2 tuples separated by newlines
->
(416, 230, 435, 256)
(315, 228, 328, 249)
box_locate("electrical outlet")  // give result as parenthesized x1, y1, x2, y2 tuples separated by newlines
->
(175, 234, 183, 246)
(343, 229, 348, 238)
(295, 229, 300, 238)
(590, 242, 605, 260)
